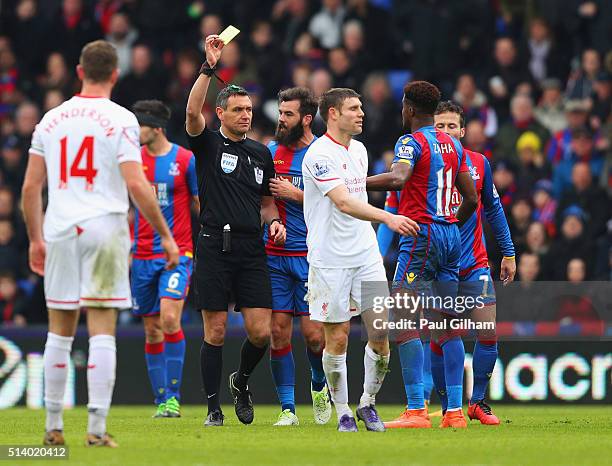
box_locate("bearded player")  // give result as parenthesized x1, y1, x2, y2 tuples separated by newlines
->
(265, 87, 331, 426)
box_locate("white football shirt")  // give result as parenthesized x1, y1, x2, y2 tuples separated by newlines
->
(302, 133, 381, 268)
(29, 95, 141, 241)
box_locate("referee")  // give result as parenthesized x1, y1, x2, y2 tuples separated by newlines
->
(186, 34, 286, 427)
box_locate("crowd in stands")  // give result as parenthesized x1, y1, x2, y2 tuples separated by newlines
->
(0, 0, 610, 327)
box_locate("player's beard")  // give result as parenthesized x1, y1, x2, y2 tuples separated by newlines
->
(275, 122, 304, 147)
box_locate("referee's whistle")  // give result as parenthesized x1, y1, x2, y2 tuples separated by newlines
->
(222, 224, 231, 253)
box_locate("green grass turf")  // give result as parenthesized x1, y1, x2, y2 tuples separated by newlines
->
(1, 405, 611, 466)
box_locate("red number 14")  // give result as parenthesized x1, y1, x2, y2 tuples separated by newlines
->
(59, 136, 98, 190)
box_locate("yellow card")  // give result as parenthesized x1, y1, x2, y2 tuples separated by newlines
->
(219, 25, 240, 44)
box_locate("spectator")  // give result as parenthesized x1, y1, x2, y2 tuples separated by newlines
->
(328, 47, 361, 91)
(246, 21, 284, 101)
(547, 206, 594, 279)
(0, 218, 25, 275)
(1, 134, 26, 195)
(7, 0, 48, 78)
(553, 126, 604, 198)
(515, 131, 551, 194)
(341, 20, 371, 81)
(546, 98, 590, 164)
(308, 68, 332, 135)
(522, 17, 567, 84)
(106, 12, 138, 78)
(13, 101, 39, 151)
(112, 43, 168, 109)
(43, 89, 66, 112)
(0, 39, 22, 120)
(453, 73, 498, 138)
(487, 37, 531, 121)
(534, 78, 567, 135)
(309, 0, 345, 50)
(360, 73, 400, 157)
(557, 162, 609, 239)
(290, 61, 312, 88)
(271, 0, 311, 56)
(344, 0, 390, 68)
(464, 119, 493, 160)
(47, 0, 103, 67)
(509, 197, 532, 253)
(0, 270, 28, 326)
(496, 94, 550, 162)
(36, 52, 76, 100)
(556, 259, 600, 324)
(531, 180, 557, 238)
(590, 71, 611, 130)
(492, 160, 518, 213)
(524, 221, 552, 269)
(504, 252, 545, 322)
(166, 49, 200, 143)
(566, 48, 600, 100)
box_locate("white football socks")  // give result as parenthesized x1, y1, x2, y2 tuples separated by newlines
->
(360, 344, 390, 408)
(44, 333, 74, 432)
(322, 350, 352, 420)
(86, 335, 116, 436)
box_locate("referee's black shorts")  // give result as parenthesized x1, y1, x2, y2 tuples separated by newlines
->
(193, 227, 272, 311)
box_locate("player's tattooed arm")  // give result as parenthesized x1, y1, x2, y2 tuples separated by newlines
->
(366, 162, 413, 192)
(454, 171, 478, 226)
(269, 177, 304, 203)
(186, 34, 224, 136)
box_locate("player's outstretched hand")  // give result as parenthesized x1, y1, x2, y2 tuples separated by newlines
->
(500, 256, 516, 286)
(269, 221, 286, 246)
(29, 240, 46, 276)
(204, 34, 224, 68)
(162, 236, 180, 270)
(387, 215, 420, 237)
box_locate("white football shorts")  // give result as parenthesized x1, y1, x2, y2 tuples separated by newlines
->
(44, 213, 132, 310)
(307, 259, 389, 323)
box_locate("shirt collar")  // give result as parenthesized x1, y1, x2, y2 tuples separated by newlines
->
(220, 127, 247, 142)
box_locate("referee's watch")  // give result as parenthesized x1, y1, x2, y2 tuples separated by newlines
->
(270, 218, 282, 226)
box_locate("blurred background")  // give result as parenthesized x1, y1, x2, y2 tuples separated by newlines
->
(0, 0, 610, 331)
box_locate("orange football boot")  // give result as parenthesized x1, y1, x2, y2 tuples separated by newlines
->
(384, 408, 432, 428)
(467, 400, 500, 425)
(440, 409, 467, 428)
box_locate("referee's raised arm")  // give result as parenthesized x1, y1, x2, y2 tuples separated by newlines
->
(186, 34, 224, 137)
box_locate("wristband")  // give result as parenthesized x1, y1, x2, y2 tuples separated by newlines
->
(270, 218, 282, 226)
(199, 61, 216, 77)
(503, 256, 515, 261)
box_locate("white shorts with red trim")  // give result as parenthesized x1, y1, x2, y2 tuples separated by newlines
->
(307, 259, 389, 323)
(44, 213, 132, 310)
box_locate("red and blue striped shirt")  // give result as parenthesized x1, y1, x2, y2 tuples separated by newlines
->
(392, 125, 468, 224)
(264, 140, 314, 256)
(132, 143, 198, 259)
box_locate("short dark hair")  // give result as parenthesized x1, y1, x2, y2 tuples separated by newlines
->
(435, 100, 465, 128)
(278, 87, 318, 120)
(216, 84, 250, 109)
(79, 40, 118, 83)
(319, 88, 361, 123)
(132, 100, 171, 128)
(403, 81, 441, 115)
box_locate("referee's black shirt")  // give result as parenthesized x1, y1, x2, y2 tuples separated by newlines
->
(187, 127, 275, 235)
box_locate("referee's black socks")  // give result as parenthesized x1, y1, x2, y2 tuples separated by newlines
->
(201, 341, 223, 413)
(235, 338, 268, 390)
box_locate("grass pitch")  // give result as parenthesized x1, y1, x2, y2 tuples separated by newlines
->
(1, 405, 611, 466)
